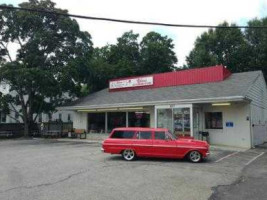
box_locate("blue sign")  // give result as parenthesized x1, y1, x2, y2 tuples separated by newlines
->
(226, 122, 234, 127)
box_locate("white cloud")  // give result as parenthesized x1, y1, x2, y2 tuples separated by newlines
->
(6, 0, 267, 65)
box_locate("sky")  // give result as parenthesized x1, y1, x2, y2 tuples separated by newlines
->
(3, 0, 267, 66)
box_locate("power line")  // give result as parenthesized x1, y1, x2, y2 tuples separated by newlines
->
(1, 5, 267, 29)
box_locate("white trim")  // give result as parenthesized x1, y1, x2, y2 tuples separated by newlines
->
(57, 96, 245, 111)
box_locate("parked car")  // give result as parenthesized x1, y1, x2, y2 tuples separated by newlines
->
(102, 127, 209, 163)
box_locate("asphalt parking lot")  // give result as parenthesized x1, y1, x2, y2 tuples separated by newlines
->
(0, 139, 266, 200)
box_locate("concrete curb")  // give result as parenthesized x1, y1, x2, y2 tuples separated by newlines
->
(56, 138, 103, 144)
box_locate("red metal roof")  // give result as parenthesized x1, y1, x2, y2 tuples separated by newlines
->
(109, 65, 231, 92)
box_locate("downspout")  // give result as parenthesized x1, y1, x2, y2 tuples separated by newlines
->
(249, 103, 254, 148)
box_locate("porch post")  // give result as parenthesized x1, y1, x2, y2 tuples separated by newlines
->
(190, 105, 193, 137)
(126, 112, 129, 127)
(105, 112, 108, 133)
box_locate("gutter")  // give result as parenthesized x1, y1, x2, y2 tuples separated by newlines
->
(57, 96, 246, 111)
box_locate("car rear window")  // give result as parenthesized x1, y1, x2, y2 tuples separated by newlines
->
(111, 131, 135, 139)
(137, 131, 152, 139)
(155, 131, 166, 140)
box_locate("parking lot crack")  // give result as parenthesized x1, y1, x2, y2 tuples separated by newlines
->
(0, 169, 90, 194)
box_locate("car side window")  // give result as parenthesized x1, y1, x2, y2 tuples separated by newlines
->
(154, 131, 166, 140)
(111, 131, 135, 139)
(137, 131, 152, 139)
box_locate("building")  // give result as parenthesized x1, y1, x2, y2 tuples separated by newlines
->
(0, 82, 74, 124)
(58, 65, 267, 148)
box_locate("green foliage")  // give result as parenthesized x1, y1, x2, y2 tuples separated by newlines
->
(0, 0, 93, 135)
(186, 19, 267, 79)
(140, 32, 177, 74)
(186, 22, 250, 73)
(88, 31, 177, 92)
(245, 18, 267, 77)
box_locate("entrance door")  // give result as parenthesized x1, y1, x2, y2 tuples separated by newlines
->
(156, 108, 172, 131)
(173, 108, 191, 137)
(156, 105, 193, 137)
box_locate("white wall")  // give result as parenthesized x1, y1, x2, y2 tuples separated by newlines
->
(246, 72, 267, 145)
(201, 102, 251, 148)
(73, 112, 88, 130)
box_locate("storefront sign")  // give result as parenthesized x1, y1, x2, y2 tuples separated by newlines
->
(226, 122, 234, 127)
(109, 76, 153, 89)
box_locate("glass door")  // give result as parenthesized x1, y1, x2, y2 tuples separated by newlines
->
(173, 108, 191, 137)
(155, 105, 193, 137)
(157, 108, 173, 132)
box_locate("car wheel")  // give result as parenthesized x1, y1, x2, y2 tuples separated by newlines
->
(122, 149, 136, 161)
(188, 151, 202, 163)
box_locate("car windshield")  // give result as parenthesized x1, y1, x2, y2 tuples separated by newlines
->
(168, 130, 177, 140)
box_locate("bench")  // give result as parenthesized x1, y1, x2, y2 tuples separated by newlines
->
(73, 129, 86, 139)
(0, 131, 14, 138)
(43, 130, 61, 138)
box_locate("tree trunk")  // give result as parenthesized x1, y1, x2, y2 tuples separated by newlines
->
(24, 120, 29, 137)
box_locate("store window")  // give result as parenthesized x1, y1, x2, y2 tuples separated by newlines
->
(205, 112, 223, 129)
(88, 113, 105, 133)
(128, 112, 150, 127)
(157, 109, 172, 131)
(108, 112, 126, 132)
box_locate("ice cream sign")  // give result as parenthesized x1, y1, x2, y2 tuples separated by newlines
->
(109, 76, 153, 89)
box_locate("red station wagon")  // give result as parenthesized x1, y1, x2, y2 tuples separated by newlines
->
(102, 127, 209, 163)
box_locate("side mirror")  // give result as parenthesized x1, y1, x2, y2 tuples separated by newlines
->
(165, 137, 172, 141)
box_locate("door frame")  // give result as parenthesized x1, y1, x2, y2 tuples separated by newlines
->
(154, 104, 193, 137)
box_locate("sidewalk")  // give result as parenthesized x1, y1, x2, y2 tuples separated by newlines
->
(56, 133, 108, 143)
(210, 144, 249, 152)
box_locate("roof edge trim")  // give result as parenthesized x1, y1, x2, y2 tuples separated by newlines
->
(57, 96, 245, 111)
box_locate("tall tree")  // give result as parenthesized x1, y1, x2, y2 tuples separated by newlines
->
(88, 31, 178, 92)
(186, 22, 250, 73)
(0, 0, 93, 136)
(245, 17, 267, 79)
(108, 31, 141, 78)
(140, 32, 177, 74)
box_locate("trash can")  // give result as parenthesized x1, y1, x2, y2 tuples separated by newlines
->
(198, 131, 209, 143)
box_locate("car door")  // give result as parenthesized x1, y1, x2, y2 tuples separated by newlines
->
(131, 131, 153, 156)
(152, 131, 179, 158)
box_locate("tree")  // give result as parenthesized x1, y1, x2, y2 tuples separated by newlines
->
(186, 22, 250, 73)
(0, 0, 93, 136)
(108, 31, 141, 78)
(245, 17, 267, 79)
(88, 31, 178, 92)
(85, 31, 141, 93)
(140, 32, 177, 74)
